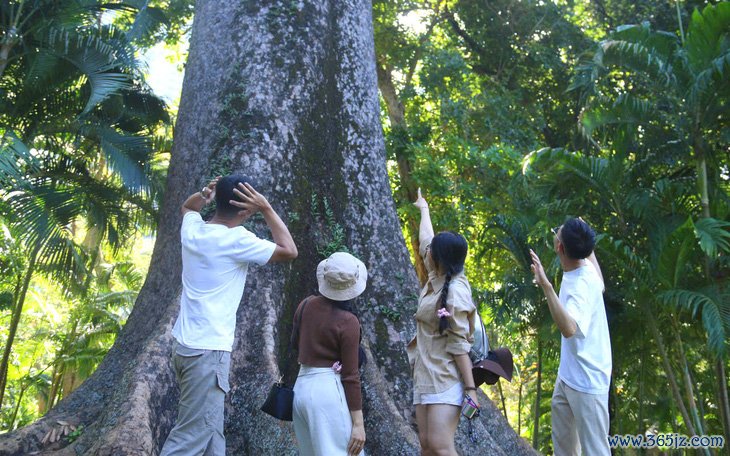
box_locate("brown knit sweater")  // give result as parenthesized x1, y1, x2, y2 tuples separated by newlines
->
(292, 295, 362, 411)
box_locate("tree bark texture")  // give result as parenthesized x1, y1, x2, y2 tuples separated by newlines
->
(0, 1, 536, 455)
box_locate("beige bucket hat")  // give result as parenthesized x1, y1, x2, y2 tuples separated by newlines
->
(316, 252, 367, 301)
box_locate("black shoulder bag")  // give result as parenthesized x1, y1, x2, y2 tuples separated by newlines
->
(260, 298, 310, 421)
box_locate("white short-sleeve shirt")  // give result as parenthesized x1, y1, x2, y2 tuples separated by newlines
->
(557, 262, 612, 394)
(172, 211, 277, 351)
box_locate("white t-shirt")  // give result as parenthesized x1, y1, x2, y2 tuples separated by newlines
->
(557, 262, 612, 394)
(172, 212, 277, 351)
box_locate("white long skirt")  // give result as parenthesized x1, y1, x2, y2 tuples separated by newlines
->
(293, 365, 365, 456)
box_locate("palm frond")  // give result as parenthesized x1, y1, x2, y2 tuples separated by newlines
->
(7, 188, 75, 244)
(121, 88, 170, 127)
(480, 214, 533, 271)
(0, 131, 38, 187)
(600, 38, 675, 85)
(658, 287, 730, 357)
(580, 93, 656, 138)
(568, 61, 600, 99)
(599, 236, 652, 289)
(656, 218, 699, 289)
(111, 261, 144, 290)
(94, 290, 137, 310)
(694, 218, 730, 258)
(82, 72, 133, 114)
(611, 22, 677, 59)
(125, 3, 169, 43)
(36, 158, 157, 242)
(3, 182, 89, 286)
(686, 50, 730, 107)
(79, 124, 152, 193)
(44, 30, 134, 113)
(524, 147, 632, 218)
(570, 22, 678, 105)
(685, 2, 730, 73)
(24, 49, 64, 88)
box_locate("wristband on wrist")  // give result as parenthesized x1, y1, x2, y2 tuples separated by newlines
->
(464, 386, 477, 391)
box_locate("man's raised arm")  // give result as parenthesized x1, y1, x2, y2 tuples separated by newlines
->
(231, 182, 297, 262)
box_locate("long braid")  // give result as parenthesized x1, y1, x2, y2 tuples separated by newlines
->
(438, 270, 453, 335)
(430, 231, 467, 335)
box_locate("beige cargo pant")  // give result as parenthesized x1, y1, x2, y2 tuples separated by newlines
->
(551, 378, 610, 456)
(159, 342, 231, 456)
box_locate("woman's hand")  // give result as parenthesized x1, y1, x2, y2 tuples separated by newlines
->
(413, 187, 428, 210)
(466, 389, 479, 408)
(347, 410, 366, 455)
(347, 423, 366, 455)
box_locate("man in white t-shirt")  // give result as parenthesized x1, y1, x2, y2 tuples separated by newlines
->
(530, 218, 611, 456)
(160, 175, 297, 456)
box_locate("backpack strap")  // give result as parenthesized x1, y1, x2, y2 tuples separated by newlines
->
(469, 315, 489, 364)
(478, 317, 488, 353)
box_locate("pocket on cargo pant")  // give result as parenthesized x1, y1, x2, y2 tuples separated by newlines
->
(204, 370, 228, 429)
(216, 371, 230, 394)
(215, 351, 231, 394)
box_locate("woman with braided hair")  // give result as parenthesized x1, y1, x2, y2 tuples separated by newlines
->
(407, 188, 479, 456)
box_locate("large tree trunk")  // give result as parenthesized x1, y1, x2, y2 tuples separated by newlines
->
(0, 1, 535, 454)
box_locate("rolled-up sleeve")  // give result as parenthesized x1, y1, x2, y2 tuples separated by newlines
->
(445, 283, 476, 355)
(406, 335, 417, 371)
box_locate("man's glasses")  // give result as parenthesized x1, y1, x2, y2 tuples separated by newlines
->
(545, 225, 563, 248)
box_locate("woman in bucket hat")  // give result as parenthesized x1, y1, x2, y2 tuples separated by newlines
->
(291, 251, 367, 456)
(407, 189, 479, 456)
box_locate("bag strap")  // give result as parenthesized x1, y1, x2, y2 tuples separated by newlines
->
(276, 297, 311, 385)
(470, 316, 489, 364)
(478, 317, 488, 354)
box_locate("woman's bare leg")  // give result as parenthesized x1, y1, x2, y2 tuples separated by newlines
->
(425, 404, 460, 456)
(416, 404, 431, 455)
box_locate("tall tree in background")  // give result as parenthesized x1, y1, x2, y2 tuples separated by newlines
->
(0, 0, 534, 454)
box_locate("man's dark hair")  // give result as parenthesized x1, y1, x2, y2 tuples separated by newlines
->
(214, 175, 254, 217)
(560, 218, 596, 260)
